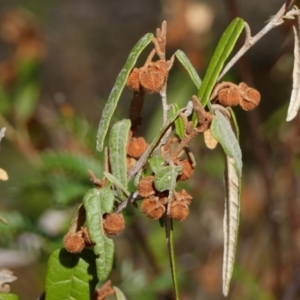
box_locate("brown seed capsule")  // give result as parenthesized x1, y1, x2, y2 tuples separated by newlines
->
(176, 159, 194, 181)
(174, 189, 193, 206)
(141, 197, 166, 220)
(238, 82, 261, 111)
(63, 232, 85, 253)
(217, 86, 241, 107)
(139, 60, 168, 93)
(127, 137, 149, 159)
(168, 203, 189, 221)
(137, 175, 156, 197)
(103, 213, 125, 236)
(127, 68, 141, 91)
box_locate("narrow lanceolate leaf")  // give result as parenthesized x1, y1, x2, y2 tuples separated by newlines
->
(0, 293, 19, 300)
(175, 50, 202, 89)
(113, 286, 127, 300)
(45, 248, 98, 300)
(287, 15, 300, 121)
(108, 119, 131, 198)
(172, 104, 185, 139)
(96, 33, 154, 152)
(83, 188, 115, 281)
(103, 171, 130, 198)
(210, 110, 242, 177)
(222, 156, 241, 296)
(198, 18, 244, 107)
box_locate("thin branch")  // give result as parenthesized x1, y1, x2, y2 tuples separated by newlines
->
(219, 2, 297, 80)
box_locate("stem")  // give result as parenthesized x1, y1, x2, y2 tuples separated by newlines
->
(219, 2, 294, 80)
(165, 216, 180, 300)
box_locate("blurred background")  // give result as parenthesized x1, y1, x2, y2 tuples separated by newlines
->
(1, 0, 300, 299)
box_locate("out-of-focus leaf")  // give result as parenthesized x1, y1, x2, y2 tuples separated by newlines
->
(41, 151, 103, 180)
(45, 248, 98, 300)
(0, 168, 8, 181)
(210, 111, 242, 177)
(103, 171, 130, 198)
(96, 33, 154, 152)
(172, 104, 185, 139)
(113, 286, 128, 300)
(222, 156, 241, 297)
(149, 155, 165, 173)
(175, 50, 202, 89)
(14, 82, 39, 120)
(197, 18, 244, 106)
(0, 127, 6, 143)
(154, 165, 182, 192)
(83, 188, 114, 281)
(287, 14, 300, 121)
(0, 293, 19, 300)
(108, 119, 131, 198)
(0, 270, 17, 286)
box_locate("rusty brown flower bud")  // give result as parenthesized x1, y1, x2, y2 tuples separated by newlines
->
(127, 137, 148, 159)
(63, 232, 85, 254)
(103, 213, 125, 236)
(139, 60, 168, 93)
(137, 175, 156, 197)
(217, 86, 241, 107)
(127, 68, 141, 91)
(238, 82, 261, 111)
(176, 159, 194, 181)
(141, 197, 166, 220)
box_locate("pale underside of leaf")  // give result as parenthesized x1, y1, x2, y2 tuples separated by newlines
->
(223, 156, 241, 296)
(113, 286, 128, 300)
(83, 188, 115, 281)
(108, 119, 131, 198)
(287, 15, 300, 121)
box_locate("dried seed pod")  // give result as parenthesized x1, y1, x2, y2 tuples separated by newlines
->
(175, 189, 193, 206)
(103, 213, 125, 236)
(137, 175, 156, 197)
(139, 60, 168, 93)
(168, 203, 189, 221)
(127, 137, 148, 159)
(141, 197, 166, 220)
(238, 82, 261, 111)
(176, 159, 194, 181)
(217, 86, 241, 107)
(127, 68, 141, 91)
(63, 232, 85, 253)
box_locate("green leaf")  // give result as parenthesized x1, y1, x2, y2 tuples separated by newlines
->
(175, 50, 202, 89)
(172, 104, 185, 139)
(45, 248, 98, 300)
(198, 18, 244, 107)
(108, 119, 131, 198)
(113, 286, 128, 300)
(149, 155, 165, 173)
(228, 107, 239, 141)
(103, 171, 130, 198)
(96, 33, 154, 152)
(222, 156, 241, 297)
(0, 294, 19, 300)
(154, 166, 182, 192)
(83, 188, 115, 281)
(210, 110, 242, 177)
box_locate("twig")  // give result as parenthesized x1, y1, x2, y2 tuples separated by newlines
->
(219, 2, 296, 80)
